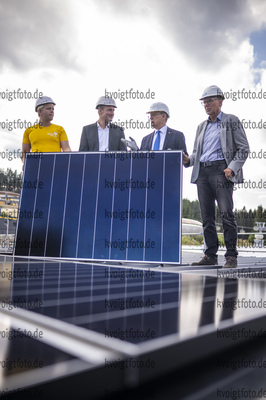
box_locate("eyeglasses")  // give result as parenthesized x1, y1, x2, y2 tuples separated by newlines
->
(201, 98, 218, 106)
(149, 112, 163, 117)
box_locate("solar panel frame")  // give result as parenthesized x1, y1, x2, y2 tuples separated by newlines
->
(14, 151, 183, 264)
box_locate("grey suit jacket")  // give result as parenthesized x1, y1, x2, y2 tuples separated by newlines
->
(140, 126, 187, 153)
(79, 122, 126, 151)
(186, 112, 249, 184)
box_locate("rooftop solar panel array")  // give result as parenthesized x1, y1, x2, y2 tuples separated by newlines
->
(1, 255, 266, 398)
(5, 149, 266, 398)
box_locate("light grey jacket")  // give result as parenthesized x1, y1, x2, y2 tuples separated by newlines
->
(186, 112, 250, 184)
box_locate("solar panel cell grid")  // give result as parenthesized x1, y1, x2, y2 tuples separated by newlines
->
(15, 152, 182, 263)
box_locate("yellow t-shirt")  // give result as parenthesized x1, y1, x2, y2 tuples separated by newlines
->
(22, 124, 69, 152)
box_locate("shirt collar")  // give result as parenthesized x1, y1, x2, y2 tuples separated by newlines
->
(155, 124, 167, 134)
(97, 122, 110, 129)
(208, 111, 223, 123)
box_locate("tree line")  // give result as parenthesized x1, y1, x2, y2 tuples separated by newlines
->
(182, 198, 266, 232)
(0, 168, 23, 193)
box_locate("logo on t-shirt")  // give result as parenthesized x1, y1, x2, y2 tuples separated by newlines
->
(47, 132, 58, 137)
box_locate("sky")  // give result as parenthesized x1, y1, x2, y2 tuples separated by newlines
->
(0, 0, 266, 213)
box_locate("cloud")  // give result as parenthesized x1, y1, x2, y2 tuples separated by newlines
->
(93, 0, 266, 69)
(0, 0, 79, 72)
(1, 0, 266, 211)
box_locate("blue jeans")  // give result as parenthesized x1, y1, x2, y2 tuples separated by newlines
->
(196, 161, 238, 259)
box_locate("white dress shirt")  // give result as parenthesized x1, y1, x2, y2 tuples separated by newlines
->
(151, 124, 167, 150)
(97, 122, 109, 151)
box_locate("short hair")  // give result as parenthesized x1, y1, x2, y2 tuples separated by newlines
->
(36, 105, 44, 113)
(161, 111, 169, 121)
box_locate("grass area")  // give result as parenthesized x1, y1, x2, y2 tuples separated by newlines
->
(182, 235, 203, 246)
(182, 235, 257, 247)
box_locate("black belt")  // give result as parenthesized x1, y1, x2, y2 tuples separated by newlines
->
(200, 160, 226, 167)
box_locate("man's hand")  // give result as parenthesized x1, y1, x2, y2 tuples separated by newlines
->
(224, 168, 234, 180)
(121, 136, 139, 151)
(183, 152, 190, 165)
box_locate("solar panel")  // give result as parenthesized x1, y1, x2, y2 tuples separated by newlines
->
(14, 152, 182, 263)
(10, 260, 181, 342)
(1, 255, 266, 397)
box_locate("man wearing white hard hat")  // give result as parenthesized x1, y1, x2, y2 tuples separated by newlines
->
(122, 102, 187, 152)
(183, 85, 249, 269)
(79, 96, 126, 151)
(22, 96, 71, 167)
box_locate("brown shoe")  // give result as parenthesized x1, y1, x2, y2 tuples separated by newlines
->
(223, 256, 237, 268)
(191, 255, 218, 266)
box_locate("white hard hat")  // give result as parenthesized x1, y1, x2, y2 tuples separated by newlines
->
(146, 102, 170, 118)
(199, 85, 224, 100)
(35, 96, 56, 111)
(95, 96, 117, 109)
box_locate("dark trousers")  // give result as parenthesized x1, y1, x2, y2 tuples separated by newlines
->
(196, 161, 238, 259)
